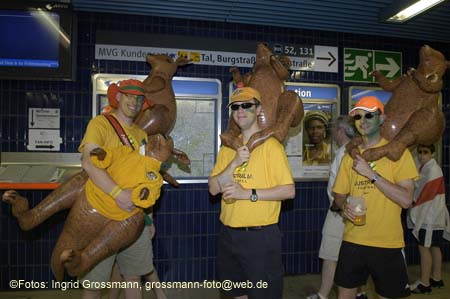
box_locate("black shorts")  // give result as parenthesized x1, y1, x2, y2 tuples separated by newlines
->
(335, 241, 410, 298)
(417, 229, 444, 247)
(216, 224, 284, 299)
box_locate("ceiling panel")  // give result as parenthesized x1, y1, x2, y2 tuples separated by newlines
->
(72, 0, 450, 43)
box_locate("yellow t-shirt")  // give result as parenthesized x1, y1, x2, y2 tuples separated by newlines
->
(89, 146, 162, 220)
(210, 137, 294, 227)
(78, 114, 148, 220)
(333, 138, 419, 248)
(303, 142, 331, 166)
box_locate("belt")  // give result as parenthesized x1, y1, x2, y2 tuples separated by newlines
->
(228, 224, 274, 231)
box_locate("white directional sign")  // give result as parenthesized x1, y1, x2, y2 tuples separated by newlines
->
(313, 46, 338, 73)
(28, 108, 61, 151)
(95, 44, 338, 73)
(28, 108, 60, 129)
(27, 129, 61, 151)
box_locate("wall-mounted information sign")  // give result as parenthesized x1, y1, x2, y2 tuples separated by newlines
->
(27, 108, 61, 151)
(92, 74, 221, 184)
(344, 48, 402, 83)
(95, 32, 338, 73)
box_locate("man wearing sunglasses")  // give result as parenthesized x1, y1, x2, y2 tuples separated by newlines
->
(209, 87, 295, 299)
(332, 96, 419, 299)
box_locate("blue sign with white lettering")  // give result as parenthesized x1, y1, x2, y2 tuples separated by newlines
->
(173, 79, 220, 95)
(285, 83, 339, 100)
(349, 87, 391, 104)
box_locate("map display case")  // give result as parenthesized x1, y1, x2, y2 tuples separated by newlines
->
(92, 74, 221, 183)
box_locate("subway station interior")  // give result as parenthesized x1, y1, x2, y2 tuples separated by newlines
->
(1, 0, 450, 298)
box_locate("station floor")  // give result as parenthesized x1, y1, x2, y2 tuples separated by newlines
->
(1, 263, 449, 299)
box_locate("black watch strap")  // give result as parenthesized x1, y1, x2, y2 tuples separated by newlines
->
(250, 188, 258, 202)
(330, 200, 341, 212)
(371, 173, 380, 184)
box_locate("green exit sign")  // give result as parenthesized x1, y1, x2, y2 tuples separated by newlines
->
(344, 48, 402, 83)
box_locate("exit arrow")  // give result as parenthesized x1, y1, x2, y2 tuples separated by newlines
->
(317, 51, 336, 67)
(375, 57, 400, 77)
(31, 110, 35, 127)
(36, 145, 55, 149)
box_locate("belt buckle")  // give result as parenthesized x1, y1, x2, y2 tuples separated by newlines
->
(246, 226, 262, 231)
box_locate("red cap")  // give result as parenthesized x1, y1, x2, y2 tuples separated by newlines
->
(107, 79, 149, 110)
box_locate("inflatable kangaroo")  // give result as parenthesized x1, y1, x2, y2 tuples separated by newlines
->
(2, 135, 171, 280)
(2, 54, 191, 281)
(349, 45, 449, 161)
(136, 53, 191, 185)
(220, 43, 304, 151)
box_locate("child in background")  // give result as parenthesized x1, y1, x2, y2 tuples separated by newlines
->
(408, 144, 450, 294)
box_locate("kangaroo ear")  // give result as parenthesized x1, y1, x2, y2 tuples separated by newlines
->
(175, 56, 191, 66)
(426, 73, 439, 83)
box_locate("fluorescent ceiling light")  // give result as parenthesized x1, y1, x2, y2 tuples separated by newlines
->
(386, 0, 446, 23)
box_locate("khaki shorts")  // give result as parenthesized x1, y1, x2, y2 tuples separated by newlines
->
(81, 226, 154, 288)
(318, 209, 345, 261)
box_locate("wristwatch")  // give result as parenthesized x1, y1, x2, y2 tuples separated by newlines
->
(250, 189, 258, 202)
(371, 173, 380, 184)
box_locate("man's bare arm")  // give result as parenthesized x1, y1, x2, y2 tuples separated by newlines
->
(372, 177, 414, 208)
(208, 159, 240, 196)
(208, 146, 249, 196)
(81, 143, 135, 212)
(221, 183, 295, 201)
(352, 154, 414, 208)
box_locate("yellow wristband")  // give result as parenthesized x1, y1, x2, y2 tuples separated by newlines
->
(109, 185, 123, 199)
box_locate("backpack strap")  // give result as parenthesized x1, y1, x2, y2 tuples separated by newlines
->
(104, 114, 135, 150)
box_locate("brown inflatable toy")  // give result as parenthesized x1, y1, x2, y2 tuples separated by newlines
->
(220, 43, 304, 151)
(349, 45, 449, 162)
(1, 54, 192, 281)
(135, 53, 192, 186)
(1, 135, 171, 281)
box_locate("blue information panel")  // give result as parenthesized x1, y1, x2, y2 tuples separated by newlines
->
(285, 84, 339, 100)
(284, 83, 340, 180)
(349, 87, 392, 106)
(229, 82, 340, 180)
(92, 74, 222, 183)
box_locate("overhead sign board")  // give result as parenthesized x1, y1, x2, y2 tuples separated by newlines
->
(95, 44, 338, 73)
(95, 32, 338, 73)
(344, 48, 402, 83)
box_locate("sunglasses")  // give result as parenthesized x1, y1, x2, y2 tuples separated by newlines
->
(124, 94, 144, 101)
(230, 102, 258, 111)
(353, 111, 379, 121)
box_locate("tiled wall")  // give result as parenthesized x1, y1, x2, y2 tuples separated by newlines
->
(1, 12, 449, 289)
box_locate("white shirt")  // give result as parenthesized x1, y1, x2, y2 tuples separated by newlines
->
(326, 144, 347, 205)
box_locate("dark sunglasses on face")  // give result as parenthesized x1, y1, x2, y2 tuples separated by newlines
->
(230, 102, 258, 111)
(353, 111, 379, 121)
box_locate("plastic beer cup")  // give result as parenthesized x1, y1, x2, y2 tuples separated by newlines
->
(348, 196, 366, 226)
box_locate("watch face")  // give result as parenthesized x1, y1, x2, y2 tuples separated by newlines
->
(250, 193, 258, 202)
